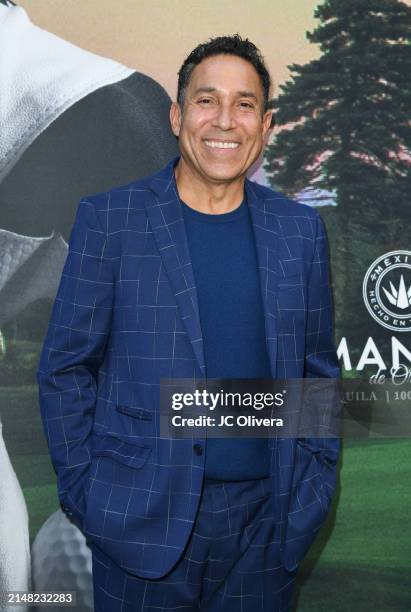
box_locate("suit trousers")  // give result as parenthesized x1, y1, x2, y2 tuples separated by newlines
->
(90, 476, 298, 611)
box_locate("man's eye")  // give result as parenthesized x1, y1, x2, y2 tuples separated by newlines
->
(240, 102, 253, 108)
(198, 98, 211, 104)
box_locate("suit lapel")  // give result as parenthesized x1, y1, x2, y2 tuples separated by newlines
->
(144, 156, 280, 379)
(245, 177, 280, 379)
(144, 156, 206, 376)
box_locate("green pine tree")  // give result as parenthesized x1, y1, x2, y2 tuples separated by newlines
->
(264, 0, 411, 350)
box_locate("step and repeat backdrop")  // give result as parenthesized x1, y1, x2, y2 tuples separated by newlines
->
(0, 0, 410, 610)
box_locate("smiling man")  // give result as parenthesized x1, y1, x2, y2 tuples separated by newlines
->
(37, 34, 340, 612)
(170, 51, 272, 212)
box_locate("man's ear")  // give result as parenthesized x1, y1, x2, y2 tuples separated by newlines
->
(262, 109, 273, 140)
(170, 102, 182, 138)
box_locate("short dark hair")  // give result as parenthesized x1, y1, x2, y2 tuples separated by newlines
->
(177, 34, 272, 115)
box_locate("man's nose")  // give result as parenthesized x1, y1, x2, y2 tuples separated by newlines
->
(212, 104, 236, 130)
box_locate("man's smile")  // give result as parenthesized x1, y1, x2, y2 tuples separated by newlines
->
(203, 139, 240, 149)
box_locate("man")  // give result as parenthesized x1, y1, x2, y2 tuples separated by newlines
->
(37, 34, 340, 611)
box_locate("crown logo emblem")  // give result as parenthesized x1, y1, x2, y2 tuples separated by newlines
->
(382, 275, 411, 310)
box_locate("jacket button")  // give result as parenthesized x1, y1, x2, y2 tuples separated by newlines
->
(61, 503, 72, 516)
(193, 443, 203, 456)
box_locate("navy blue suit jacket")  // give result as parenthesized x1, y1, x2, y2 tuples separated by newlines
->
(37, 155, 341, 578)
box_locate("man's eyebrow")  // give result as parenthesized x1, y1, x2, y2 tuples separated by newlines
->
(192, 86, 259, 101)
(236, 90, 258, 101)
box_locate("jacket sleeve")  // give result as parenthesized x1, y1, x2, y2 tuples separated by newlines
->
(301, 211, 341, 496)
(36, 197, 114, 531)
(282, 211, 342, 572)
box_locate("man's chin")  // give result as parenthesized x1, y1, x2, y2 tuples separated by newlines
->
(198, 162, 246, 183)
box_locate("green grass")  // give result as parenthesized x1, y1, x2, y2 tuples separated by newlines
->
(23, 483, 60, 547)
(292, 564, 409, 611)
(292, 438, 411, 610)
(10, 454, 59, 546)
(308, 438, 410, 568)
(0, 384, 49, 455)
(11, 453, 56, 488)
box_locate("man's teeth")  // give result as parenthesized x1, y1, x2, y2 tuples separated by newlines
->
(204, 140, 239, 149)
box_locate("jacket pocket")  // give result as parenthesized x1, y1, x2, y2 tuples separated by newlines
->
(91, 433, 151, 469)
(116, 404, 153, 421)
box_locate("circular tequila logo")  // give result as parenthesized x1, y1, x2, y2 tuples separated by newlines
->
(363, 250, 411, 332)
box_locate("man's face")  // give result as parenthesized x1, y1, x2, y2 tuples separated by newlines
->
(170, 54, 272, 184)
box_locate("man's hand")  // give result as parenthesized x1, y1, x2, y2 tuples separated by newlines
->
(283, 211, 341, 572)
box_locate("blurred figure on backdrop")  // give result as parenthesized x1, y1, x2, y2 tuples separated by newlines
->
(0, 1, 177, 607)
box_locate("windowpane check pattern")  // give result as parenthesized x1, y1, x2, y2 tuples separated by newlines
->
(37, 155, 340, 581)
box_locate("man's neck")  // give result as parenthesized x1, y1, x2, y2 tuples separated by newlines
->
(174, 157, 246, 215)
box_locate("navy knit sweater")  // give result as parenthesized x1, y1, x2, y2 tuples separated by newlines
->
(181, 195, 271, 480)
